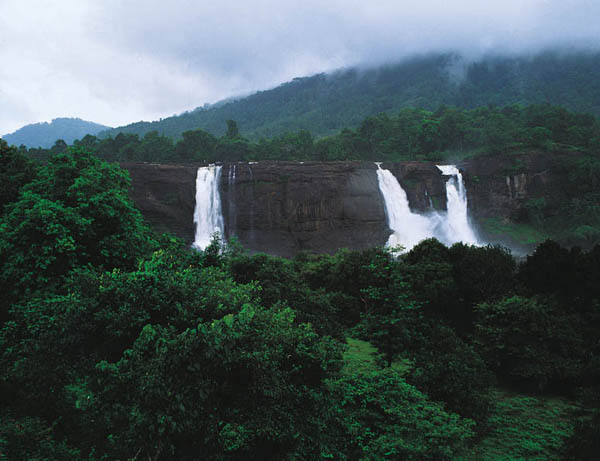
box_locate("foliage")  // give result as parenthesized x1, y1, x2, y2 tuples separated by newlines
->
(17, 103, 600, 165)
(0, 141, 597, 459)
(405, 324, 495, 423)
(333, 337, 475, 460)
(337, 248, 423, 365)
(446, 243, 516, 331)
(0, 242, 344, 459)
(331, 366, 475, 460)
(228, 252, 344, 338)
(0, 148, 155, 307)
(97, 52, 600, 141)
(0, 139, 37, 213)
(401, 238, 460, 321)
(519, 240, 600, 310)
(563, 409, 600, 460)
(90, 307, 342, 460)
(0, 414, 81, 460)
(2, 117, 108, 149)
(401, 240, 516, 332)
(469, 389, 577, 460)
(474, 295, 586, 392)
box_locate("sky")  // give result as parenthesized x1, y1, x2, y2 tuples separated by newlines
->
(1, 0, 600, 135)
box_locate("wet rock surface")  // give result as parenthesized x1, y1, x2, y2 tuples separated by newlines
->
(461, 153, 557, 222)
(122, 156, 559, 255)
(219, 162, 390, 256)
(121, 163, 199, 243)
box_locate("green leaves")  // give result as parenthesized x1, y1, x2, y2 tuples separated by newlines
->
(474, 295, 586, 391)
(90, 306, 342, 459)
(0, 148, 155, 306)
(0, 139, 37, 213)
(331, 366, 475, 460)
(1, 144, 596, 461)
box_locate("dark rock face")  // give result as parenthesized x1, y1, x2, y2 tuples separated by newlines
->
(220, 162, 391, 256)
(122, 158, 556, 256)
(461, 153, 556, 221)
(459, 154, 556, 220)
(122, 161, 449, 256)
(121, 163, 199, 243)
(460, 153, 560, 251)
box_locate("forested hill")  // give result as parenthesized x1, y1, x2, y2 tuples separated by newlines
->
(2, 118, 110, 148)
(101, 51, 600, 140)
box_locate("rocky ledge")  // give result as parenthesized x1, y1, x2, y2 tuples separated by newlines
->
(121, 161, 447, 256)
(121, 156, 562, 256)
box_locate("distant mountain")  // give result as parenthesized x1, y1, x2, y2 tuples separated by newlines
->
(101, 51, 600, 141)
(2, 118, 111, 148)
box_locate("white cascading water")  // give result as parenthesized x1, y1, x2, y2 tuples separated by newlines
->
(192, 165, 225, 250)
(227, 164, 236, 238)
(375, 163, 479, 251)
(436, 165, 479, 245)
(376, 164, 438, 250)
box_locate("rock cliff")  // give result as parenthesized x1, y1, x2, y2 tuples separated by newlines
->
(219, 162, 390, 256)
(121, 156, 562, 255)
(122, 161, 448, 255)
(460, 153, 561, 251)
(121, 163, 199, 243)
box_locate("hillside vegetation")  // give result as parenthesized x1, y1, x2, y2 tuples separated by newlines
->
(21, 104, 600, 249)
(1, 142, 599, 458)
(100, 51, 600, 140)
(2, 118, 110, 148)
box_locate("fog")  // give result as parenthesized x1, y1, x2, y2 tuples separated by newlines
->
(2, 0, 599, 135)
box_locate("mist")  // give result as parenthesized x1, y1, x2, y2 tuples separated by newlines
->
(2, 0, 600, 135)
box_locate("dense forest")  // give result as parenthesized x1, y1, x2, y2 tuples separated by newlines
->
(99, 52, 600, 141)
(20, 104, 600, 250)
(25, 104, 600, 163)
(1, 140, 599, 459)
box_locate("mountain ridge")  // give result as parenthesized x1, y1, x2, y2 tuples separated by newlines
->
(100, 51, 600, 141)
(2, 117, 110, 148)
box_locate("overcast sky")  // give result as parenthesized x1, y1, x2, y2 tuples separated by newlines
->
(1, 0, 599, 135)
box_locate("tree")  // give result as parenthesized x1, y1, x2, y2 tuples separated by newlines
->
(174, 129, 217, 162)
(0, 148, 155, 306)
(89, 307, 342, 460)
(0, 239, 346, 459)
(402, 238, 460, 322)
(0, 139, 37, 212)
(136, 131, 175, 162)
(51, 139, 68, 155)
(353, 250, 423, 365)
(0, 415, 81, 460)
(331, 366, 475, 459)
(482, 111, 514, 154)
(448, 243, 516, 330)
(214, 137, 252, 162)
(228, 252, 344, 338)
(406, 323, 495, 423)
(474, 295, 585, 392)
(226, 119, 240, 139)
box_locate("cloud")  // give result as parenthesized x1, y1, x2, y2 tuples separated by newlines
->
(2, 0, 600, 135)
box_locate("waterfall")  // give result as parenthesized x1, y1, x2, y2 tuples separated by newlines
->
(247, 165, 255, 242)
(227, 164, 236, 238)
(192, 165, 225, 250)
(375, 163, 479, 251)
(425, 189, 434, 210)
(376, 164, 439, 250)
(436, 165, 479, 245)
